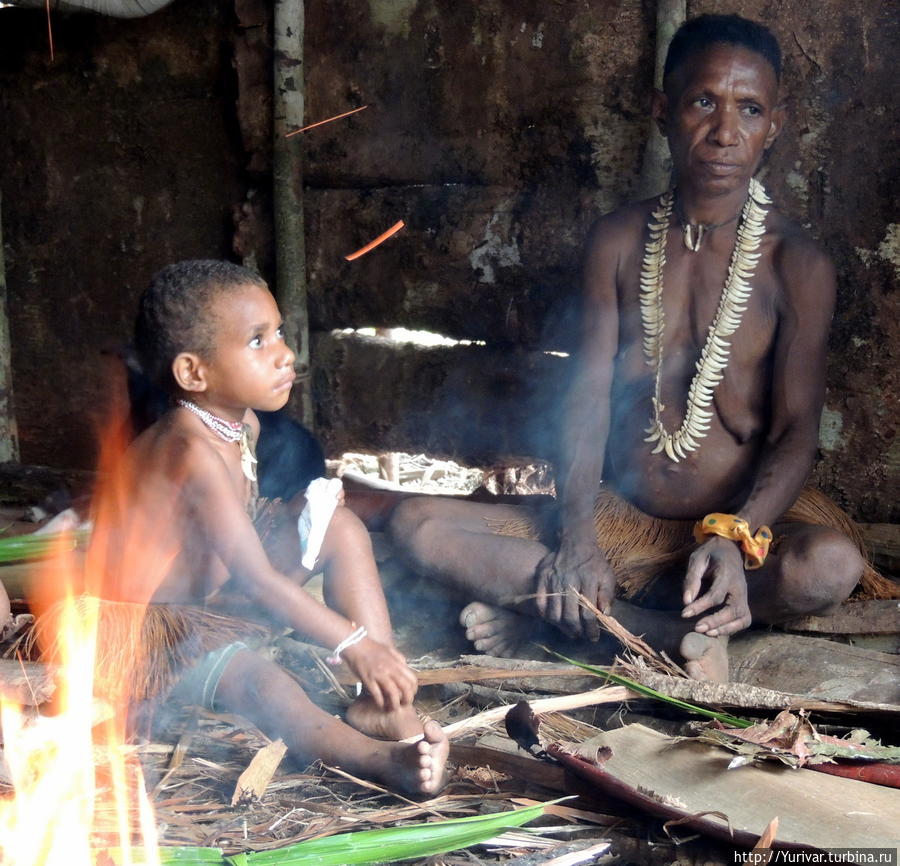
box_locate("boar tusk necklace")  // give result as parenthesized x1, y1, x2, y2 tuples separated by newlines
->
(640, 177, 770, 462)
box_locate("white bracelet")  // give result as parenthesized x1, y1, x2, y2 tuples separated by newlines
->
(326, 624, 368, 665)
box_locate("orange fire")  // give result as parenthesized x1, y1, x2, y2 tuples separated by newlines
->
(0, 398, 179, 865)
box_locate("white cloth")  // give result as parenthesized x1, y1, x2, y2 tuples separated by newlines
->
(297, 477, 344, 570)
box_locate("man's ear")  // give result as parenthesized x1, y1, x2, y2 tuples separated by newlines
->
(171, 352, 208, 393)
(651, 89, 669, 137)
(765, 104, 785, 150)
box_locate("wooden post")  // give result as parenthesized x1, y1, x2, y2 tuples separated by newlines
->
(273, 0, 313, 428)
(634, 0, 686, 200)
(0, 191, 19, 463)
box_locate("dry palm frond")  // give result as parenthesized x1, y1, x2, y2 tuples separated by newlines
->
(547, 649, 753, 729)
(574, 591, 685, 677)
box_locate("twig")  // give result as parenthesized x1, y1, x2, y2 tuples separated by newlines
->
(45, 0, 55, 62)
(345, 220, 405, 261)
(285, 104, 369, 137)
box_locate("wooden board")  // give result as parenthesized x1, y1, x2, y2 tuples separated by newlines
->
(858, 523, 900, 574)
(550, 724, 900, 849)
(781, 599, 900, 635)
(729, 631, 900, 704)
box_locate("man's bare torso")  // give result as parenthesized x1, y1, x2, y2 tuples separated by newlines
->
(600, 198, 799, 520)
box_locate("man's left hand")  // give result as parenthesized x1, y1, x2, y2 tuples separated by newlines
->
(682, 536, 752, 637)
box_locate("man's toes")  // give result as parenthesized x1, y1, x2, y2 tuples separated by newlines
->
(473, 633, 506, 653)
(466, 620, 500, 641)
(680, 631, 729, 682)
(475, 635, 516, 656)
(460, 601, 498, 629)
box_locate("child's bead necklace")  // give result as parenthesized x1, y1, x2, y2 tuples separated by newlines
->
(176, 399, 258, 482)
(176, 399, 243, 442)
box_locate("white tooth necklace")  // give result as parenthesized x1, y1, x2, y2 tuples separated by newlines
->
(176, 399, 258, 481)
(640, 177, 770, 462)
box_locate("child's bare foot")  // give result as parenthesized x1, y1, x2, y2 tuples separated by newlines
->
(346, 695, 423, 740)
(459, 601, 527, 657)
(389, 720, 449, 797)
(679, 631, 730, 682)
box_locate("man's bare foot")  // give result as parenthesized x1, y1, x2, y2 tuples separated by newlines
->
(459, 601, 529, 657)
(346, 695, 424, 740)
(680, 631, 729, 682)
(388, 719, 449, 796)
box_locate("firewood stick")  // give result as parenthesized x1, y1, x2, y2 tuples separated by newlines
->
(438, 686, 634, 741)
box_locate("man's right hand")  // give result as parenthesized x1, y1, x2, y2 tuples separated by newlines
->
(535, 539, 616, 640)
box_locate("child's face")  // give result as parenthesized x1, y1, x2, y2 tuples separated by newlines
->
(201, 283, 296, 413)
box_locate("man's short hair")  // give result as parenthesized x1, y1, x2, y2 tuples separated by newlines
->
(663, 14, 782, 87)
(134, 259, 267, 392)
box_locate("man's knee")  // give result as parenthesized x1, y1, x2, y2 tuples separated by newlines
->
(778, 526, 864, 613)
(388, 497, 438, 566)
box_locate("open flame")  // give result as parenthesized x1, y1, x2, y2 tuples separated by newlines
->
(0, 404, 172, 866)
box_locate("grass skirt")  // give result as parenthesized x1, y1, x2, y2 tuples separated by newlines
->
(27, 597, 270, 703)
(489, 486, 896, 600)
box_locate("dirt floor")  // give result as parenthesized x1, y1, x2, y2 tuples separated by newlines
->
(0, 472, 898, 864)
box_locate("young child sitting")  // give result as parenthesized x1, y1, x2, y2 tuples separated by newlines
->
(72, 259, 448, 797)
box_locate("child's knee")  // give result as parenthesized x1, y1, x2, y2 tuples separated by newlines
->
(329, 505, 368, 541)
(320, 506, 374, 563)
(217, 648, 306, 709)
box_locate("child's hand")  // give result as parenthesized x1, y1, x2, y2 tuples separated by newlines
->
(342, 637, 417, 710)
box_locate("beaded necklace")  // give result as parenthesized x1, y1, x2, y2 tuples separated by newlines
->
(176, 399, 258, 481)
(640, 177, 770, 462)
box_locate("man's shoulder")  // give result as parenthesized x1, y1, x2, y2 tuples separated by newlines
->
(766, 208, 836, 288)
(589, 198, 655, 238)
(584, 197, 658, 263)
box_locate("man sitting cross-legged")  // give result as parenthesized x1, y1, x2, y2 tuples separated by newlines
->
(388, 14, 894, 682)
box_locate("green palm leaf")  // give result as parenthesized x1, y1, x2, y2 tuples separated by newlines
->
(97, 845, 225, 864)
(0, 530, 87, 562)
(97, 801, 554, 866)
(227, 800, 553, 866)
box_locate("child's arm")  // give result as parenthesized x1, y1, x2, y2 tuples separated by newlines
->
(179, 439, 415, 709)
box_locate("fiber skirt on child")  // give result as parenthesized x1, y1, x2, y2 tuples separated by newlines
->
(27, 596, 270, 709)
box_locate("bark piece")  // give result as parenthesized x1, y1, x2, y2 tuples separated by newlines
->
(231, 738, 288, 806)
(547, 723, 900, 849)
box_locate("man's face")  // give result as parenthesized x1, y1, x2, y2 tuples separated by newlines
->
(654, 44, 784, 194)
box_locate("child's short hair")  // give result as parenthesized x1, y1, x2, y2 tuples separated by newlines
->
(135, 259, 267, 391)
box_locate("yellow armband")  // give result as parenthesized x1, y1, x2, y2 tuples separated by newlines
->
(693, 513, 772, 570)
